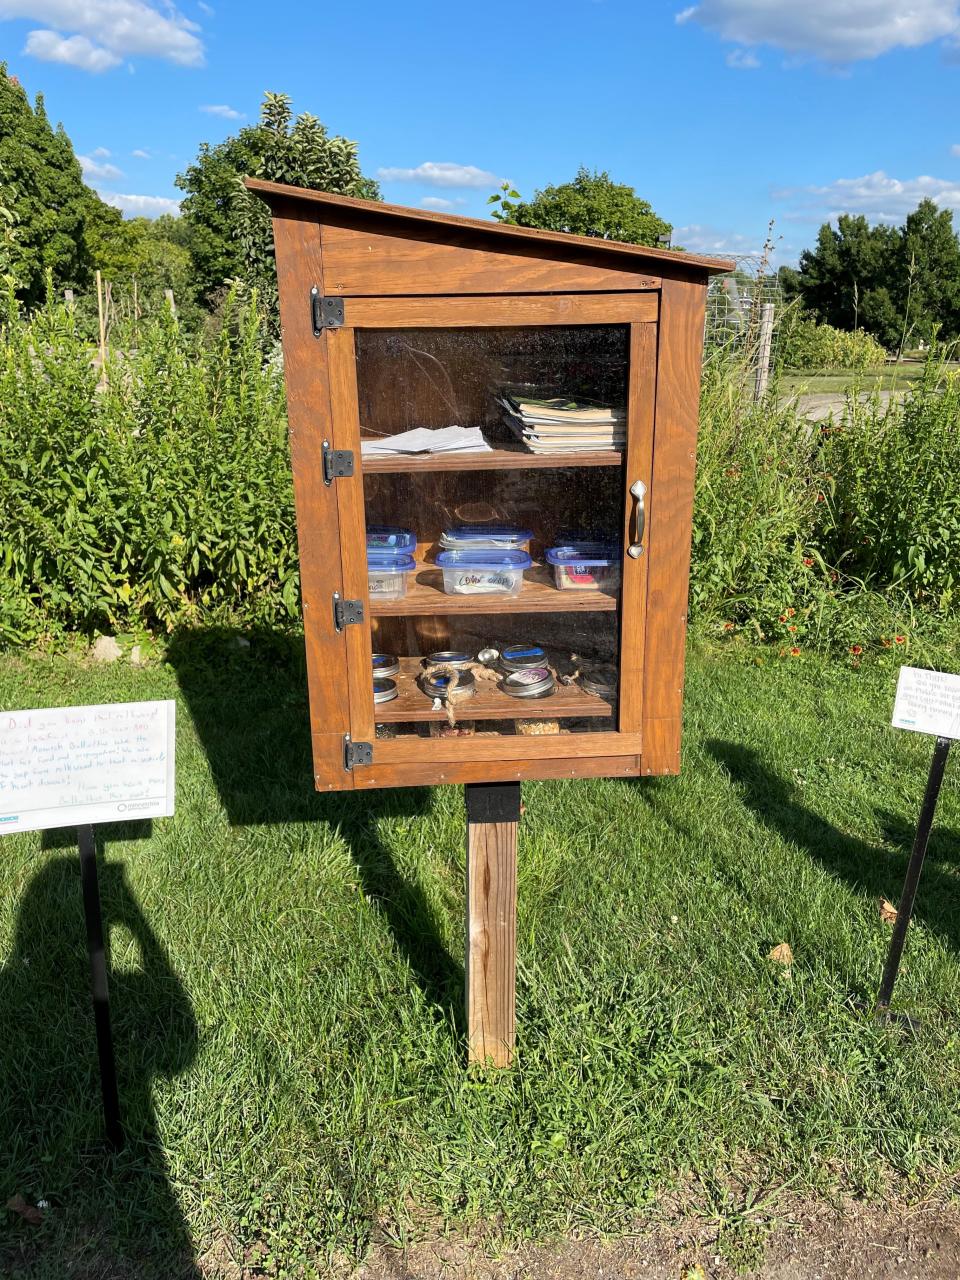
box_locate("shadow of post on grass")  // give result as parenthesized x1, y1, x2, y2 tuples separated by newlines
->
(706, 738, 960, 961)
(165, 626, 464, 1029)
(0, 828, 200, 1279)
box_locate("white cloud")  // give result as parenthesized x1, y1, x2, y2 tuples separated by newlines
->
(377, 161, 505, 189)
(197, 0, 213, 11)
(24, 29, 120, 71)
(774, 170, 960, 222)
(420, 196, 467, 210)
(200, 103, 242, 119)
(952, 144, 960, 157)
(3, 0, 204, 69)
(131, 148, 150, 158)
(677, 0, 960, 63)
(674, 224, 767, 257)
(726, 47, 759, 68)
(79, 153, 123, 180)
(92, 145, 111, 158)
(100, 191, 181, 217)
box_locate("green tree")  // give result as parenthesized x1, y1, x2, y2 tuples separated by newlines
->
(0, 64, 108, 305)
(177, 91, 380, 308)
(490, 167, 671, 247)
(897, 199, 960, 345)
(796, 214, 899, 345)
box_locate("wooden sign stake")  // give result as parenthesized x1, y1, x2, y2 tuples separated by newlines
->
(78, 824, 124, 1151)
(465, 782, 520, 1066)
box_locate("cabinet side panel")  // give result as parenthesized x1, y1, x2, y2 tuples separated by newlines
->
(641, 278, 707, 776)
(272, 202, 353, 790)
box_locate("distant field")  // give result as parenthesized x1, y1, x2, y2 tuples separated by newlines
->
(781, 362, 960, 395)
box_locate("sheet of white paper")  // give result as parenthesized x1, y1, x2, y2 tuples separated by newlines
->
(891, 666, 960, 740)
(361, 426, 491, 456)
(0, 700, 176, 835)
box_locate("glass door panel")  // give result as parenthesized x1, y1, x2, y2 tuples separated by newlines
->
(354, 324, 631, 745)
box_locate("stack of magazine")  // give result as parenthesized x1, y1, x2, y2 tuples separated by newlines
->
(498, 393, 625, 454)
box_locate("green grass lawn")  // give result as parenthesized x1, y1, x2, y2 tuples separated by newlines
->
(780, 361, 960, 396)
(2, 634, 960, 1277)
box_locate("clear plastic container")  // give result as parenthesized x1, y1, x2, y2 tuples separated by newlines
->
(366, 524, 417, 553)
(367, 549, 416, 599)
(545, 543, 621, 591)
(435, 549, 532, 596)
(439, 524, 532, 551)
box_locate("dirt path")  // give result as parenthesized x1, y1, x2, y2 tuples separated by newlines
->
(788, 390, 902, 421)
(354, 1199, 960, 1280)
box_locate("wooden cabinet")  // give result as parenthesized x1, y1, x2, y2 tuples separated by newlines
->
(249, 180, 732, 794)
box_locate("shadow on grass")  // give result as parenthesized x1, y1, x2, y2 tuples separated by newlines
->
(0, 837, 200, 1279)
(706, 739, 960, 958)
(166, 626, 464, 1031)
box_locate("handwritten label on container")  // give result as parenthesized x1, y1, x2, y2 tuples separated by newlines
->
(892, 667, 960, 741)
(0, 700, 175, 835)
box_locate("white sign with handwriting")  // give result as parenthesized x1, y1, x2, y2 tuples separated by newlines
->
(0, 701, 175, 835)
(892, 667, 960, 741)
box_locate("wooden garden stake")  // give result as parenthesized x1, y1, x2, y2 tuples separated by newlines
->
(465, 782, 520, 1066)
(95, 269, 106, 371)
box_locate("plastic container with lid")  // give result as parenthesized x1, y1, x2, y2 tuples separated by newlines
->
(545, 543, 621, 592)
(367, 549, 416, 599)
(440, 524, 532, 551)
(366, 524, 416, 553)
(435, 548, 532, 597)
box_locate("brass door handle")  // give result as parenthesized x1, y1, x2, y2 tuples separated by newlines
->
(627, 480, 646, 559)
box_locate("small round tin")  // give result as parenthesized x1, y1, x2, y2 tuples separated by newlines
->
(420, 668, 476, 700)
(581, 666, 618, 699)
(373, 677, 398, 704)
(501, 667, 556, 698)
(499, 644, 547, 672)
(477, 647, 500, 667)
(372, 653, 400, 678)
(424, 650, 473, 669)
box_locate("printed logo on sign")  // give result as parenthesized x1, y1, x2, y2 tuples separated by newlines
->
(0, 815, 18, 825)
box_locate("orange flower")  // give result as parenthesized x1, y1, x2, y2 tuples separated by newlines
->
(803, 557, 813, 567)
(850, 645, 863, 656)
(723, 621, 735, 631)
(895, 635, 906, 644)
(786, 608, 796, 617)
(778, 613, 787, 622)
(881, 638, 892, 648)
(788, 625, 798, 633)
(790, 647, 801, 657)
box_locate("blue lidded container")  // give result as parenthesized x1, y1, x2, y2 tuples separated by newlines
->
(435, 548, 532, 597)
(367, 548, 416, 600)
(366, 524, 417, 552)
(439, 524, 532, 550)
(545, 542, 621, 592)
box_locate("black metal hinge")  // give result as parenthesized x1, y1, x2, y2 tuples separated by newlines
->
(322, 439, 354, 485)
(311, 286, 344, 335)
(343, 734, 373, 771)
(332, 592, 363, 631)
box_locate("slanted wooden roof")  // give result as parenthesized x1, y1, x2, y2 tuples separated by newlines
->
(245, 178, 735, 278)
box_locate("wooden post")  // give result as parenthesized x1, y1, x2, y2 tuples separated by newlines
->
(164, 287, 176, 315)
(63, 288, 74, 306)
(465, 782, 520, 1066)
(754, 302, 775, 401)
(95, 269, 106, 368)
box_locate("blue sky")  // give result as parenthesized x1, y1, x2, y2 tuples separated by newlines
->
(3, 0, 960, 264)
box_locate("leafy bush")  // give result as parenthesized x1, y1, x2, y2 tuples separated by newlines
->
(818, 366, 960, 609)
(778, 309, 887, 371)
(0, 284, 295, 643)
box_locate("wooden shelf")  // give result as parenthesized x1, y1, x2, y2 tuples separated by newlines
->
(375, 658, 614, 723)
(361, 445, 624, 473)
(369, 564, 619, 616)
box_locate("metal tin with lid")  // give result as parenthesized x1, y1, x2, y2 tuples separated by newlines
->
(499, 644, 547, 672)
(424, 650, 473, 670)
(420, 668, 476, 700)
(501, 667, 556, 699)
(580, 666, 618, 699)
(373, 677, 399, 704)
(372, 653, 400, 678)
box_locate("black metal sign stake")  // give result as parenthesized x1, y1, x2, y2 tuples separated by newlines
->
(876, 735, 952, 1015)
(77, 823, 124, 1151)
